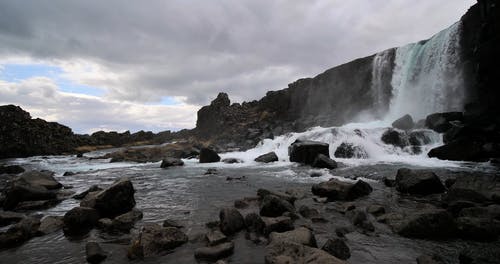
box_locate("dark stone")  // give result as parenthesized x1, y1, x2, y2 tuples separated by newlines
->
(397, 210, 456, 239)
(444, 178, 456, 188)
(455, 217, 500, 241)
(312, 154, 338, 169)
(289, 140, 329, 165)
(408, 130, 435, 146)
(425, 112, 463, 133)
(395, 168, 445, 195)
(322, 238, 351, 260)
(93, 178, 136, 218)
(312, 179, 372, 201)
(162, 219, 184, 228)
(381, 128, 408, 148)
(38, 215, 64, 235)
(265, 240, 346, 264)
(428, 139, 498, 162)
(444, 174, 500, 204)
(257, 189, 296, 204)
(110, 209, 143, 232)
(0, 211, 25, 227)
(298, 205, 320, 219)
(199, 148, 221, 163)
(160, 157, 184, 168)
(63, 207, 100, 236)
(194, 242, 234, 261)
(73, 185, 102, 200)
(0, 217, 40, 249)
(367, 205, 385, 216)
(334, 142, 368, 159)
(86, 242, 107, 264)
(269, 227, 317, 247)
(383, 176, 396, 187)
(262, 216, 294, 236)
(260, 195, 295, 217)
(417, 254, 444, 264)
(3, 175, 58, 210)
(0, 165, 25, 174)
(219, 208, 244, 235)
(255, 152, 279, 163)
(392, 114, 414, 130)
(447, 200, 476, 216)
(206, 230, 227, 246)
(63, 171, 75, 176)
(221, 158, 242, 164)
(127, 224, 188, 259)
(244, 213, 266, 234)
(19, 170, 62, 190)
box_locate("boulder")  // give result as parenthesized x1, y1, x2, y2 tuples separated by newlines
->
(93, 178, 136, 218)
(257, 189, 296, 204)
(127, 224, 188, 259)
(311, 179, 372, 201)
(425, 112, 463, 133)
(408, 130, 435, 146)
(73, 185, 102, 200)
(381, 128, 408, 148)
(397, 209, 456, 239)
(0, 217, 40, 249)
(262, 216, 294, 236)
(63, 206, 100, 236)
(428, 139, 497, 162)
(321, 238, 351, 260)
(312, 154, 338, 169)
(367, 205, 386, 216)
(260, 195, 295, 217)
(244, 213, 266, 234)
(0, 165, 25, 174)
(444, 174, 500, 204)
(109, 209, 143, 232)
(2, 177, 58, 210)
(194, 242, 234, 261)
(269, 227, 317, 247)
(219, 208, 244, 235)
(163, 219, 184, 228)
(265, 240, 346, 264)
(38, 215, 64, 235)
(221, 158, 242, 164)
(0, 211, 25, 227)
(289, 140, 329, 165)
(19, 170, 62, 190)
(206, 230, 227, 246)
(160, 158, 184, 168)
(334, 142, 368, 159)
(392, 114, 414, 130)
(455, 217, 500, 241)
(199, 148, 221, 163)
(395, 168, 445, 195)
(254, 152, 279, 163)
(298, 205, 320, 219)
(86, 242, 107, 264)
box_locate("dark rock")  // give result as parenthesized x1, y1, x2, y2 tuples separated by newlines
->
(160, 157, 184, 168)
(299, 205, 320, 219)
(408, 130, 435, 146)
(322, 238, 351, 260)
(312, 179, 372, 201)
(447, 200, 476, 216)
(397, 209, 456, 239)
(194, 241, 234, 261)
(367, 205, 386, 216)
(204, 168, 218, 175)
(428, 139, 496, 162)
(444, 178, 456, 188)
(0, 217, 40, 249)
(262, 216, 294, 236)
(199, 148, 221, 163)
(255, 152, 279, 163)
(455, 217, 500, 241)
(335, 226, 354, 237)
(425, 112, 463, 133)
(0, 211, 25, 227)
(265, 240, 346, 264)
(289, 140, 329, 165)
(346, 209, 368, 226)
(19, 170, 62, 190)
(444, 174, 500, 204)
(269, 227, 317, 247)
(127, 224, 188, 259)
(257, 189, 296, 204)
(310, 172, 323, 177)
(221, 158, 242, 164)
(0, 165, 25, 174)
(110, 209, 143, 232)
(395, 168, 445, 195)
(163, 219, 184, 228)
(73, 185, 102, 200)
(63, 207, 100, 236)
(63, 171, 75, 176)
(312, 154, 338, 169)
(86, 242, 107, 264)
(334, 142, 368, 159)
(219, 208, 244, 235)
(383, 176, 396, 187)
(260, 195, 295, 217)
(417, 254, 444, 264)
(226, 176, 246, 181)
(93, 178, 136, 218)
(244, 213, 266, 234)
(381, 128, 408, 148)
(38, 215, 63, 235)
(392, 114, 414, 130)
(3, 175, 58, 210)
(206, 230, 227, 246)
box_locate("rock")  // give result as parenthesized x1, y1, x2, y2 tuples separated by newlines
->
(63, 171, 75, 176)
(269, 227, 317, 247)
(219, 208, 244, 235)
(427, 139, 492, 162)
(205, 168, 218, 175)
(2, 177, 58, 210)
(299, 205, 320, 219)
(38, 215, 63, 235)
(226, 176, 246, 181)
(444, 178, 456, 188)
(257, 188, 296, 204)
(0, 217, 40, 249)
(127, 224, 188, 259)
(408, 130, 435, 146)
(455, 217, 500, 241)
(255, 152, 279, 163)
(260, 195, 295, 217)
(311, 179, 372, 201)
(199, 148, 221, 163)
(310, 172, 323, 177)
(321, 238, 351, 260)
(0, 211, 25, 227)
(392, 114, 414, 130)
(244, 213, 266, 234)
(312, 154, 338, 169)
(367, 205, 386, 216)
(335, 226, 354, 237)
(397, 209, 456, 239)
(0, 165, 25, 174)
(19, 170, 62, 190)
(110, 209, 143, 232)
(80, 191, 100, 208)
(262, 216, 294, 236)
(289, 140, 329, 165)
(395, 168, 445, 195)
(417, 254, 444, 264)
(425, 112, 463, 133)
(63, 207, 100, 236)
(93, 178, 136, 218)
(163, 219, 184, 228)
(447, 200, 476, 216)
(160, 157, 184, 168)
(383, 176, 396, 187)
(334, 142, 368, 159)
(73, 185, 102, 200)
(206, 230, 227, 246)
(444, 174, 500, 204)
(86, 242, 107, 264)
(234, 199, 249, 209)
(194, 242, 234, 261)
(265, 240, 346, 264)
(381, 128, 408, 148)
(221, 158, 242, 164)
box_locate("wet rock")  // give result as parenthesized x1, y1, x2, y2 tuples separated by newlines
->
(244, 213, 265, 234)
(63, 171, 75, 176)
(127, 224, 188, 259)
(73, 185, 102, 200)
(3, 176, 58, 210)
(425, 112, 463, 133)
(269, 227, 317, 247)
(408, 130, 435, 146)
(206, 230, 227, 246)
(455, 217, 500, 241)
(417, 254, 444, 264)
(254, 152, 279, 163)
(63, 207, 100, 236)
(334, 142, 368, 159)
(310, 172, 323, 177)
(444, 178, 456, 188)
(312, 154, 338, 169)
(234, 199, 249, 209)
(257, 188, 296, 204)
(262, 216, 294, 236)
(311, 179, 372, 201)
(381, 128, 408, 148)
(383, 176, 396, 187)
(226, 176, 246, 181)
(397, 209, 456, 239)
(0, 165, 25, 174)
(335, 226, 354, 237)
(0, 211, 25, 227)
(199, 148, 221, 163)
(265, 240, 346, 264)
(204, 168, 218, 175)
(38, 215, 63, 235)
(110, 209, 143, 232)
(219, 208, 244, 235)
(427, 139, 491, 161)
(299, 205, 320, 219)
(221, 158, 242, 164)
(289, 140, 329, 165)
(376, 212, 405, 226)
(444, 174, 500, 204)
(346, 209, 371, 229)
(446, 200, 476, 216)
(93, 178, 136, 218)
(86, 242, 107, 264)
(367, 205, 386, 216)
(194, 241, 234, 261)
(19, 170, 62, 190)
(14, 199, 63, 211)
(160, 157, 184, 168)
(0, 217, 40, 249)
(392, 114, 414, 130)
(322, 238, 351, 260)
(395, 168, 445, 195)
(260, 195, 295, 217)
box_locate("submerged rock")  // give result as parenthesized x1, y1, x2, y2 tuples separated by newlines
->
(312, 179, 372, 201)
(160, 157, 184, 168)
(206, 230, 227, 246)
(334, 142, 368, 159)
(289, 140, 329, 165)
(254, 151, 279, 163)
(194, 241, 234, 261)
(219, 208, 244, 235)
(269, 227, 317, 247)
(395, 168, 445, 195)
(73, 185, 102, 200)
(265, 240, 346, 264)
(0, 217, 40, 249)
(127, 224, 188, 259)
(260, 195, 295, 217)
(86, 242, 107, 264)
(322, 238, 351, 260)
(199, 148, 221, 163)
(262, 216, 294, 236)
(444, 174, 500, 204)
(397, 209, 456, 239)
(312, 154, 338, 169)
(392, 114, 414, 130)
(381, 128, 408, 148)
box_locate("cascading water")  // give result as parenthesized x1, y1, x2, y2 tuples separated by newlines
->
(370, 48, 395, 118)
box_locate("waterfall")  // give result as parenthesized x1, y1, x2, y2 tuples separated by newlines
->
(370, 48, 394, 118)
(385, 22, 465, 121)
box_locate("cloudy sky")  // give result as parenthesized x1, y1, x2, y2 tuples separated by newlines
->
(0, 0, 475, 134)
